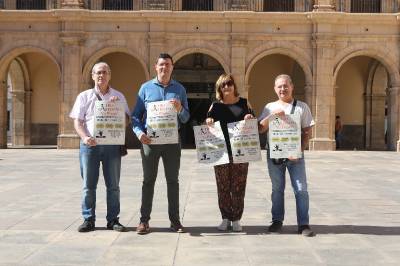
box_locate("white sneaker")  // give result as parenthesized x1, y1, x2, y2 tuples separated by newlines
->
(232, 220, 242, 232)
(217, 219, 230, 231)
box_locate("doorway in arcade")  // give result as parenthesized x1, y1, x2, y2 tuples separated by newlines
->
(173, 53, 224, 148)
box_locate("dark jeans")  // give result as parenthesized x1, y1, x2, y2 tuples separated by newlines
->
(79, 143, 121, 222)
(140, 143, 181, 224)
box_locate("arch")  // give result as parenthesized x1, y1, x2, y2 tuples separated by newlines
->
(171, 47, 230, 74)
(333, 47, 400, 87)
(0, 46, 61, 80)
(245, 46, 313, 87)
(82, 47, 150, 86)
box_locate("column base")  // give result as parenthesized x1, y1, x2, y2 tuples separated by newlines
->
(397, 140, 400, 152)
(309, 138, 335, 151)
(57, 134, 80, 149)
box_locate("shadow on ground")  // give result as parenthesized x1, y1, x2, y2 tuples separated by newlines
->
(118, 225, 400, 236)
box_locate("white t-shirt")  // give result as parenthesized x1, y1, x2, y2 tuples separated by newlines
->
(259, 99, 315, 129)
(69, 87, 130, 138)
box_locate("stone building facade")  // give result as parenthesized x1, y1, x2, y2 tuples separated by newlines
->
(0, 0, 399, 151)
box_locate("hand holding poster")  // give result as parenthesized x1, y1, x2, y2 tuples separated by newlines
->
(94, 101, 126, 145)
(228, 119, 261, 163)
(193, 121, 229, 166)
(269, 113, 302, 159)
(146, 100, 179, 145)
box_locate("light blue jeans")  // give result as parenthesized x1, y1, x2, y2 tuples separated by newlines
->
(266, 150, 310, 226)
(79, 143, 121, 223)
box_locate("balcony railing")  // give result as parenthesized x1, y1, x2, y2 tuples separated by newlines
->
(1, 0, 397, 13)
(182, 0, 212, 11)
(103, 0, 133, 10)
(351, 0, 381, 13)
(264, 0, 294, 12)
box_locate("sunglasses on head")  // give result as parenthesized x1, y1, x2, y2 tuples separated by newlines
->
(222, 80, 234, 87)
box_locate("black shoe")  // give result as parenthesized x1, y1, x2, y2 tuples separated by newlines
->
(268, 221, 283, 233)
(298, 225, 316, 237)
(78, 220, 95, 232)
(107, 219, 127, 232)
(170, 222, 185, 233)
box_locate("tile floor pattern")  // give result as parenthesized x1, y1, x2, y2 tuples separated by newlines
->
(0, 149, 399, 265)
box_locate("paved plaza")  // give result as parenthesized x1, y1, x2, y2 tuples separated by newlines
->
(0, 149, 399, 266)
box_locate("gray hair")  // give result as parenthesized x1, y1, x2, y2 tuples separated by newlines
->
(92, 62, 111, 74)
(274, 74, 293, 87)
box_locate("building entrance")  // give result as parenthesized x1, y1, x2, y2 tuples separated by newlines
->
(173, 53, 224, 148)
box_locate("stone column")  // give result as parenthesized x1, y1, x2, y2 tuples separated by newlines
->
(295, 0, 306, 12)
(304, 84, 313, 111)
(231, 34, 247, 97)
(386, 86, 400, 151)
(148, 31, 166, 78)
(4, 0, 16, 9)
(170, 0, 181, 10)
(308, 30, 336, 150)
(365, 93, 387, 150)
(382, 0, 395, 13)
(213, 0, 225, 11)
(0, 80, 6, 148)
(61, 0, 84, 8)
(24, 90, 32, 144)
(57, 33, 85, 149)
(90, 0, 102, 10)
(10, 89, 26, 145)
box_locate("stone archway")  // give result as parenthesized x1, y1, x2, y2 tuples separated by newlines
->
(173, 52, 225, 147)
(246, 53, 308, 117)
(335, 56, 390, 150)
(83, 49, 148, 148)
(333, 49, 400, 151)
(0, 47, 60, 148)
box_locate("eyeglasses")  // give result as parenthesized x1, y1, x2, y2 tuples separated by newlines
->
(93, 70, 109, 75)
(222, 80, 234, 87)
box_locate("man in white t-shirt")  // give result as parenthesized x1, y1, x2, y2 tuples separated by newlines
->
(70, 62, 130, 233)
(258, 74, 315, 237)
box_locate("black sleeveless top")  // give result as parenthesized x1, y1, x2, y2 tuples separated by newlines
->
(207, 97, 254, 159)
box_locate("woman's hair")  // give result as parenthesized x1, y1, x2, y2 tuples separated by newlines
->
(215, 74, 239, 100)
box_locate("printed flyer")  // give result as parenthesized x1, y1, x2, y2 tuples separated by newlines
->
(93, 101, 125, 145)
(228, 119, 261, 163)
(193, 121, 229, 165)
(269, 113, 302, 159)
(146, 100, 179, 144)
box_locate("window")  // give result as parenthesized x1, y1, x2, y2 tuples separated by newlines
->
(351, 0, 381, 13)
(17, 0, 46, 9)
(103, 0, 133, 10)
(182, 0, 213, 11)
(264, 0, 294, 12)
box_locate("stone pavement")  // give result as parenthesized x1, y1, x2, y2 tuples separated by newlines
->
(0, 149, 399, 266)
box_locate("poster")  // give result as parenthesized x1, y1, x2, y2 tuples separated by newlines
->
(93, 101, 125, 145)
(268, 113, 302, 159)
(193, 121, 229, 166)
(228, 119, 261, 163)
(146, 100, 179, 144)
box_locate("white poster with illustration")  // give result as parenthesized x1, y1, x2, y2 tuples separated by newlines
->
(93, 101, 125, 145)
(268, 113, 302, 159)
(193, 121, 229, 166)
(228, 119, 261, 163)
(146, 100, 179, 144)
